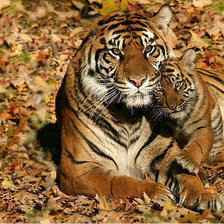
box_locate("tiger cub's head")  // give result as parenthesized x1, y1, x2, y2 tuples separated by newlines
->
(79, 5, 173, 109)
(155, 49, 198, 120)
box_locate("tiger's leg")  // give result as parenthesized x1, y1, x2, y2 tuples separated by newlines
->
(176, 173, 223, 212)
(207, 139, 224, 166)
(155, 146, 223, 212)
(58, 151, 174, 201)
(58, 118, 174, 201)
(175, 127, 214, 175)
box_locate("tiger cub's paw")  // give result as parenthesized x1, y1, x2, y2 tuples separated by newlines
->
(175, 151, 200, 174)
(179, 189, 223, 212)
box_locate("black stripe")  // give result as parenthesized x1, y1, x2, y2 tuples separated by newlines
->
(150, 139, 174, 182)
(206, 82, 224, 94)
(190, 111, 207, 126)
(213, 118, 223, 133)
(168, 176, 174, 189)
(131, 14, 148, 21)
(135, 124, 160, 164)
(197, 70, 224, 85)
(70, 118, 118, 169)
(78, 33, 93, 51)
(157, 44, 166, 58)
(69, 81, 127, 148)
(95, 49, 104, 73)
(164, 161, 193, 190)
(195, 125, 207, 131)
(108, 22, 122, 31)
(99, 15, 124, 26)
(100, 37, 106, 45)
(65, 148, 89, 164)
(164, 68, 175, 73)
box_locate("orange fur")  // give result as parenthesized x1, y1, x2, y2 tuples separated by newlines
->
(156, 49, 224, 173)
(56, 8, 223, 212)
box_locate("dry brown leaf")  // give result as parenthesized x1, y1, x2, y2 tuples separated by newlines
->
(0, 0, 10, 13)
(95, 194, 113, 211)
(192, 0, 212, 8)
(187, 30, 207, 49)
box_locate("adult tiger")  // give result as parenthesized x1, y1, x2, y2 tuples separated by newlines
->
(56, 5, 223, 212)
(153, 49, 224, 174)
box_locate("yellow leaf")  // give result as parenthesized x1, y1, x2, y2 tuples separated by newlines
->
(0, 145, 7, 153)
(95, 194, 112, 211)
(2, 179, 8, 186)
(11, 43, 23, 55)
(45, 94, 53, 103)
(99, 0, 131, 15)
(178, 214, 198, 223)
(9, 94, 16, 100)
(186, 8, 195, 13)
(162, 200, 177, 211)
(51, 114, 57, 121)
(48, 78, 57, 86)
(46, 190, 53, 197)
(17, 83, 26, 92)
(8, 126, 16, 137)
(1, 179, 14, 189)
(213, 32, 221, 41)
(50, 171, 57, 180)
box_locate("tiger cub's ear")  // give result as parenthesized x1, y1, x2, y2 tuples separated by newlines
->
(150, 4, 173, 33)
(180, 49, 196, 72)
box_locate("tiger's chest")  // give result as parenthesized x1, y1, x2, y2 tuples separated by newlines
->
(90, 118, 148, 178)
(87, 115, 171, 180)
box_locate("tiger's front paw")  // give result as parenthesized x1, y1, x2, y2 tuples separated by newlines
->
(179, 189, 223, 212)
(177, 174, 223, 212)
(146, 182, 175, 202)
(175, 150, 200, 174)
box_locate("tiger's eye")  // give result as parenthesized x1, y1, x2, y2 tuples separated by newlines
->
(111, 48, 121, 56)
(145, 45, 155, 55)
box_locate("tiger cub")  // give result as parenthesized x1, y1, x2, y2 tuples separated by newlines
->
(155, 49, 224, 174)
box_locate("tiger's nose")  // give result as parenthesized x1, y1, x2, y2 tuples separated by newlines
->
(128, 76, 146, 87)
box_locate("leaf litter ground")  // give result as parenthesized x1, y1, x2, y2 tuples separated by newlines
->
(0, 0, 224, 223)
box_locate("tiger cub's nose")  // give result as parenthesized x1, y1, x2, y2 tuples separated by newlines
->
(128, 76, 146, 87)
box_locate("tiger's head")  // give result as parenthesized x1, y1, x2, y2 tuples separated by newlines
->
(78, 5, 173, 109)
(155, 49, 198, 120)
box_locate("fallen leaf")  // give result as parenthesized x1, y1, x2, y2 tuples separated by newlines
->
(187, 30, 207, 49)
(192, 0, 212, 8)
(95, 194, 113, 211)
(1, 179, 14, 189)
(99, 0, 131, 15)
(0, 0, 10, 13)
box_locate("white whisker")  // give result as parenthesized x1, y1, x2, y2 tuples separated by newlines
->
(89, 90, 117, 119)
(93, 92, 119, 121)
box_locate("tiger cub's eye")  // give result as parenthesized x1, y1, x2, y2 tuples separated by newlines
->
(109, 48, 121, 57)
(145, 45, 155, 55)
(175, 81, 183, 89)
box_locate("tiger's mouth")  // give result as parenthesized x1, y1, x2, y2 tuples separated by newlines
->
(121, 92, 154, 108)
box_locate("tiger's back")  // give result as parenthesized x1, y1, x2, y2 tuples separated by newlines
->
(197, 68, 224, 122)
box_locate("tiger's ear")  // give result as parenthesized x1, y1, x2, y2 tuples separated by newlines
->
(180, 49, 196, 72)
(150, 4, 173, 33)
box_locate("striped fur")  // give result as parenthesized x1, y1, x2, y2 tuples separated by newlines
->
(197, 68, 224, 122)
(56, 6, 223, 212)
(154, 49, 224, 173)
